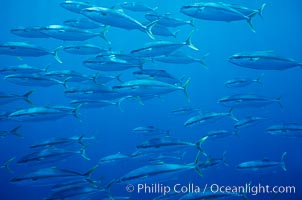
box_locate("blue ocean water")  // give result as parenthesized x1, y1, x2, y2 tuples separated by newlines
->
(0, 0, 301, 199)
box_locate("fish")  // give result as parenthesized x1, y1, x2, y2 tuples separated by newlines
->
(10, 26, 49, 38)
(171, 107, 201, 116)
(30, 135, 94, 149)
(8, 105, 81, 121)
(60, 1, 92, 14)
(132, 69, 181, 85)
(225, 74, 263, 88)
(1, 157, 16, 174)
(81, 6, 157, 39)
(234, 116, 264, 129)
(266, 123, 302, 138)
(117, 151, 205, 183)
(218, 94, 282, 109)
(41, 70, 91, 83)
(4, 73, 69, 87)
(0, 42, 62, 63)
(0, 125, 23, 139)
(154, 51, 207, 67)
(203, 129, 238, 139)
(17, 146, 90, 164)
(131, 31, 198, 57)
(69, 97, 129, 110)
(0, 90, 33, 105)
(64, 85, 124, 100)
(179, 188, 246, 200)
(112, 78, 191, 102)
(10, 165, 98, 185)
(83, 53, 143, 71)
(199, 152, 228, 169)
(98, 152, 129, 164)
(39, 25, 109, 43)
(120, 2, 158, 12)
(63, 44, 108, 55)
(145, 13, 193, 27)
(184, 109, 237, 127)
(63, 18, 104, 29)
(136, 135, 208, 153)
(132, 126, 170, 136)
(180, 2, 266, 32)
(229, 50, 302, 70)
(0, 64, 47, 75)
(237, 152, 287, 172)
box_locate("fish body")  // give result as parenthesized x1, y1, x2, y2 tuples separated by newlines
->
(81, 7, 156, 39)
(171, 107, 201, 116)
(99, 152, 129, 164)
(10, 26, 49, 38)
(154, 52, 207, 66)
(229, 51, 302, 70)
(0, 64, 46, 75)
(0, 42, 62, 63)
(8, 105, 81, 121)
(39, 25, 107, 42)
(218, 94, 282, 108)
(237, 152, 287, 172)
(234, 116, 264, 129)
(133, 69, 181, 85)
(60, 1, 92, 13)
(120, 2, 157, 12)
(266, 123, 302, 138)
(225, 75, 262, 88)
(150, 24, 178, 38)
(133, 126, 170, 136)
(42, 70, 89, 82)
(145, 13, 193, 27)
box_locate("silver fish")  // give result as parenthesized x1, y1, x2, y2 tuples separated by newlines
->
(0, 64, 47, 75)
(60, 1, 92, 14)
(64, 18, 103, 29)
(0, 125, 23, 139)
(229, 50, 302, 70)
(63, 44, 107, 55)
(0, 42, 62, 63)
(225, 74, 263, 88)
(10, 26, 49, 38)
(266, 123, 302, 138)
(120, 2, 157, 12)
(99, 152, 129, 164)
(145, 13, 193, 27)
(0, 90, 33, 105)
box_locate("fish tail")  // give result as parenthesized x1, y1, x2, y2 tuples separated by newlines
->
(172, 29, 180, 38)
(77, 135, 86, 146)
(234, 129, 240, 138)
(193, 150, 204, 176)
(1, 157, 15, 174)
(83, 164, 99, 177)
(116, 73, 123, 82)
(53, 46, 63, 64)
(195, 136, 208, 156)
(116, 96, 131, 112)
(185, 30, 198, 51)
(182, 78, 191, 102)
(80, 145, 90, 160)
(247, 14, 257, 33)
(229, 108, 238, 121)
(100, 26, 111, 45)
(188, 19, 195, 27)
(281, 152, 287, 171)
(256, 73, 264, 84)
(276, 96, 283, 110)
(258, 3, 267, 18)
(72, 104, 82, 120)
(22, 90, 34, 104)
(198, 53, 209, 69)
(145, 20, 158, 40)
(10, 125, 24, 138)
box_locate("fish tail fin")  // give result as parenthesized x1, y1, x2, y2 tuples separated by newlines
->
(72, 104, 82, 120)
(222, 151, 229, 167)
(135, 96, 144, 105)
(185, 30, 198, 51)
(77, 135, 85, 146)
(281, 152, 287, 171)
(83, 165, 99, 177)
(198, 53, 209, 69)
(172, 29, 180, 38)
(276, 96, 283, 110)
(247, 14, 257, 33)
(10, 125, 24, 138)
(100, 26, 111, 45)
(193, 151, 204, 176)
(256, 73, 264, 84)
(63, 77, 72, 88)
(91, 72, 100, 85)
(229, 108, 238, 121)
(116, 96, 131, 112)
(53, 46, 63, 64)
(188, 19, 195, 27)
(1, 157, 15, 174)
(234, 129, 240, 138)
(195, 136, 208, 156)
(145, 20, 158, 40)
(258, 3, 266, 18)
(22, 90, 34, 104)
(80, 145, 90, 160)
(182, 78, 191, 102)
(116, 73, 123, 82)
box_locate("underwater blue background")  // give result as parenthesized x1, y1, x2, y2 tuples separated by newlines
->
(0, 0, 301, 199)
